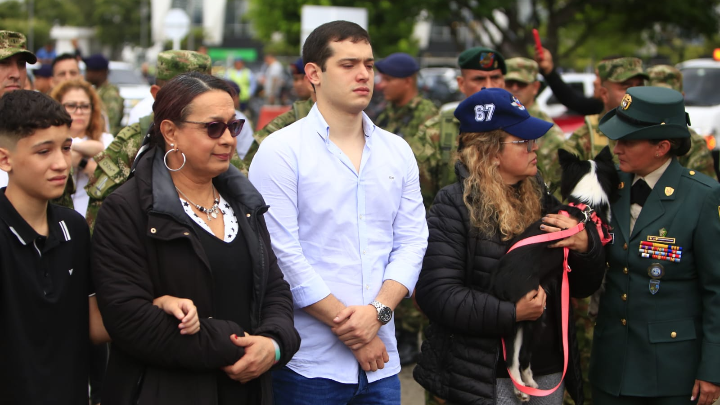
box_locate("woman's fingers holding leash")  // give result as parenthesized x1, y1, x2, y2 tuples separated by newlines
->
(540, 214, 579, 232)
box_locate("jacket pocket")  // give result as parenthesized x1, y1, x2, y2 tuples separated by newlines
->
(648, 318, 697, 343)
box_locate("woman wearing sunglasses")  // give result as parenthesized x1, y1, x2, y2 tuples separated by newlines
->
(414, 88, 605, 405)
(91, 72, 300, 405)
(50, 79, 114, 216)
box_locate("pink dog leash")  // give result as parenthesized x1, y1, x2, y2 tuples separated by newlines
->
(500, 209, 581, 397)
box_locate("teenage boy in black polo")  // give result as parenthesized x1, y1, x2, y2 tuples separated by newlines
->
(0, 90, 104, 404)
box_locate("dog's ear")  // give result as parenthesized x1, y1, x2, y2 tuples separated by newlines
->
(558, 148, 578, 170)
(595, 146, 613, 164)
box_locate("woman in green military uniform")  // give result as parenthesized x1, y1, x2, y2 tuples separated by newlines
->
(590, 86, 720, 405)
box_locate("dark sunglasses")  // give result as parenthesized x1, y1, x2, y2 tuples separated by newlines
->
(181, 119, 245, 138)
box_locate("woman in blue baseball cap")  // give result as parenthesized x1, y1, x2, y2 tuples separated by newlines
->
(414, 88, 606, 404)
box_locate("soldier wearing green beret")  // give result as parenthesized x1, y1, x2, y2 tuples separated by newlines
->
(412, 47, 507, 207)
(591, 86, 720, 405)
(505, 57, 567, 191)
(84, 51, 245, 232)
(647, 65, 717, 181)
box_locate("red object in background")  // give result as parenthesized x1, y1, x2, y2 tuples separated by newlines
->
(533, 29, 543, 60)
(554, 114, 585, 136)
(256, 105, 292, 130)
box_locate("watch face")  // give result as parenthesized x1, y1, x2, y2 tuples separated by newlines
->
(379, 307, 393, 324)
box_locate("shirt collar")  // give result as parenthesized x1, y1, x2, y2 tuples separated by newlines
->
(633, 158, 672, 189)
(0, 188, 70, 248)
(307, 103, 376, 142)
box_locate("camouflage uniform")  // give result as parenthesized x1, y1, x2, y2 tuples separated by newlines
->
(410, 103, 461, 208)
(97, 82, 124, 135)
(84, 50, 229, 232)
(647, 65, 717, 180)
(504, 58, 567, 193)
(0, 31, 75, 209)
(243, 98, 315, 165)
(375, 95, 438, 139)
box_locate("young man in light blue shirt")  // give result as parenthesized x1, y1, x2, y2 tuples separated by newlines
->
(249, 21, 428, 404)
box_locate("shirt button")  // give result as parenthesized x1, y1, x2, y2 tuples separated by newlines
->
(623, 267, 628, 274)
(365, 284, 370, 290)
(359, 214, 363, 220)
(671, 331, 677, 338)
(621, 294, 627, 301)
(363, 250, 366, 255)
(621, 318, 627, 326)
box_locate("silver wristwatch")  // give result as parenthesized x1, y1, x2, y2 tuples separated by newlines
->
(370, 300, 393, 325)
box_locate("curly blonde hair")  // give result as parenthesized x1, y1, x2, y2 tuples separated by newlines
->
(459, 129, 543, 241)
(50, 79, 105, 141)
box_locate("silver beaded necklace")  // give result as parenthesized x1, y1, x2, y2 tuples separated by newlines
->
(175, 185, 221, 221)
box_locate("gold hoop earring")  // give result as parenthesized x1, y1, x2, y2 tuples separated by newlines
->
(164, 143, 186, 172)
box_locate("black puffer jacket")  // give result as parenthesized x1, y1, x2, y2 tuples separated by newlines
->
(92, 148, 300, 405)
(413, 165, 605, 405)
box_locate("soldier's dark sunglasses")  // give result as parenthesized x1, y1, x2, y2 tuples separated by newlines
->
(181, 119, 245, 139)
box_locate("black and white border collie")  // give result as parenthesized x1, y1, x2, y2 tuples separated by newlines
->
(491, 146, 618, 401)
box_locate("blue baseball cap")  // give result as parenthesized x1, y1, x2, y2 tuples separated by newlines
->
(291, 57, 305, 75)
(375, 53, 420, 78)
(83, 54, 109, 70)
(35, 64, 53, 78)
(454, 88, 553, 139)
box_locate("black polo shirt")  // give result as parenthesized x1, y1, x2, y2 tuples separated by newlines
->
(0, 188, 93, 404)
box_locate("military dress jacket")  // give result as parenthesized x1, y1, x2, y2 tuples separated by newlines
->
(590, 159, 720, 397)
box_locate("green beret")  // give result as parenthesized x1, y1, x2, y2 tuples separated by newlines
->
(647, 65, 683, 92)
(599, 87, 690, 142)
(0, 30, 37, 64)
(596, 57, 649, 83)
(505, 57, 538, 83)
(457, 47, 506, 74)
(156, 50, 212, 81)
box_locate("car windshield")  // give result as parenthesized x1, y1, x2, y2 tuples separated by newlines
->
(109, 69, 145, 86)
(682, 67, 720, 107)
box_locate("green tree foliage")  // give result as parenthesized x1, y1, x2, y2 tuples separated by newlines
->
(427, 0, 720, 68)
(92, 0, 146, 49)
(247, 0, 425, 56)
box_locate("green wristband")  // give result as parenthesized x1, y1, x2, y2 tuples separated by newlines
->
(271, 339, 281, 364)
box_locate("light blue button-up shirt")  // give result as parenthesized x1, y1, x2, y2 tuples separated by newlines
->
(249, 104, 428, 384)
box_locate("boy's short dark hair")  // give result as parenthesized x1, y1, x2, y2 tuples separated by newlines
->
(302, 21, 371, 71)
(0, 90, 72, 143)
(51, 53, 78, 70)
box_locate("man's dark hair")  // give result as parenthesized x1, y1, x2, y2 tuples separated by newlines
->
(0, 90, 72, 143)
(152, 72, 234, 145)
(302, 21, 371, 72)
(51, 53, 78, 71)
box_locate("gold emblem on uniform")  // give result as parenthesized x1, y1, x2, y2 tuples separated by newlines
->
(618, 181, 625, 189)
(621, 94, 632, 110)
(665, 187, 674, 196)
(659, 228, 667, 237)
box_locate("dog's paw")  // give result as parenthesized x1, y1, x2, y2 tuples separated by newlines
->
(514, 387, 530, 403)
(521, 367, 539, 389)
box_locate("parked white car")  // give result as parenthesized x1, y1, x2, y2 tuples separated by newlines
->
(535, 72, 596, 118)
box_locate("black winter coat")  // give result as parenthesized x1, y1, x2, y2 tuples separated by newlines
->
(91, 148, 300, 405)
(413, 165, 605, 405)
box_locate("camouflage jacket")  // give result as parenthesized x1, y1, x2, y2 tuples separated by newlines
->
(243, 98, 315, 166)
(409, 102, 460, 207)
(97, 82, 125, 135)
(375, 95, 438, 140)
(85, 114, 247, 232)
(530, 102, 568, 195)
